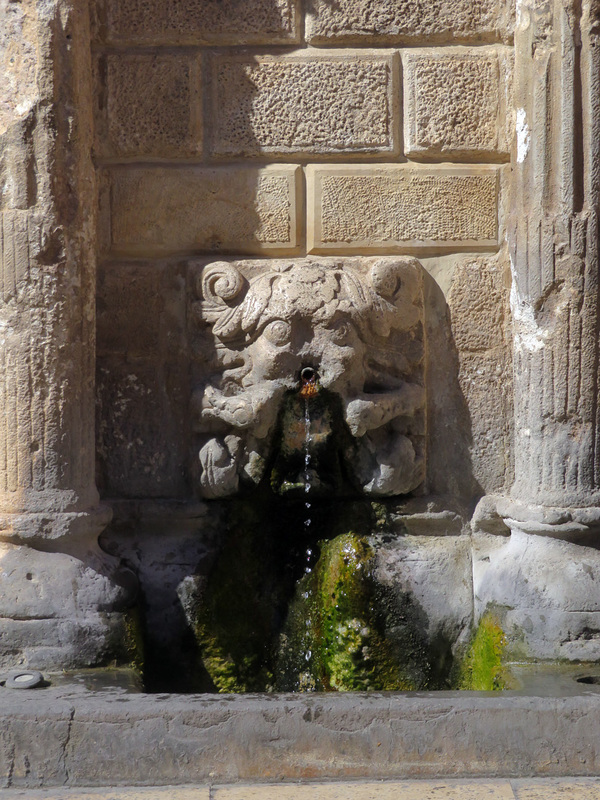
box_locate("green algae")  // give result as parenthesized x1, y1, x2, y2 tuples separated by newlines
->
(276, 532, 430, 692)
(457, 612, 509, 690)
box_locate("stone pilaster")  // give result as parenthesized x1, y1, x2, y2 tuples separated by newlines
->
(505, 0, 600, 534)
(0, 0, 135, 669)
(472, 0, 600, 662)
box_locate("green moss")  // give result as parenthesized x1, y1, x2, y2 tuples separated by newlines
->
(457, 612, 509, 690)
(276, 532, 429, 692)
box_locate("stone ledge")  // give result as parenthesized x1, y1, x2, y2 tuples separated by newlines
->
(104, 166, 303, 257)
(307, 165, 500, 253)
(1, 689, 600, 787)
(210, 52, 399, 158)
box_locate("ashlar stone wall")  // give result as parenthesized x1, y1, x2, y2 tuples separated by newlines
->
(93, 0, 515, 505)
(5, 0, 600, 675)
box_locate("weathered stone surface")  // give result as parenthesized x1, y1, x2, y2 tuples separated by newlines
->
(0, 0, 136, 668)
(8, 781, 600, 799)
(96, 53, 200, 158)
(96, 263, 189, 500)
(514, 780, 600, 800)
(100, 505, 218, 686)
(404, 50, 508, 158)
(307, 166, 499, 253)
(0, 704, 72, 787)
(96, 0, 299, 45)
(305, 0, 514, 44)
(97, 264, 163, 358)
(105, 166, 301, 257)
(192, 257, 425, 498)
(211, 53, 397, 157)
(507, 0, 600, 513)
(4, 691, 600, 787)
(375, 534, 473, 657)
(473, 530, 600, 660)
(0, 542, 130, 622)
(448, 255, 513, 494)
(96, 359, 188, 499)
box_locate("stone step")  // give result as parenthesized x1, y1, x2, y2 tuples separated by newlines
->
(1, 781, 600, 800)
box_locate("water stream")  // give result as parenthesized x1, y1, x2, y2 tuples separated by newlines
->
(301, 397, 315, 683)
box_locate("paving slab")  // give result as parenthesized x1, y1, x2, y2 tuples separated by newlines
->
(213, 780, 515, 799)
(513, 778, 600, 798)
(0, 790, 208, 799)
(4, 780, 600, 800)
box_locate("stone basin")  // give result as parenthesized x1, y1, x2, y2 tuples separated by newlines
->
(2, 664, 600, 789)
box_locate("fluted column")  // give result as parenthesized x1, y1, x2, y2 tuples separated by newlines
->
(0, 0, 135, 668)
(506, 0, 600, 532)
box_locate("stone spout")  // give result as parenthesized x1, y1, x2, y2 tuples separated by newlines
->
(299, 367, 320, 398)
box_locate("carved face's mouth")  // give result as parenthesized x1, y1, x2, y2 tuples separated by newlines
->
(299, 366, 319, 398)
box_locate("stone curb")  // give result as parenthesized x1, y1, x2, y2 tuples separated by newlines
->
(3, 688, 600, 788)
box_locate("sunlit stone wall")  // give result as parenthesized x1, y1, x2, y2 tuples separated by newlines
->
(92, 0, 515, 502)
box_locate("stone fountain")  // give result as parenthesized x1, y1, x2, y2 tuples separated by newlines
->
(184, 256, 430, 692)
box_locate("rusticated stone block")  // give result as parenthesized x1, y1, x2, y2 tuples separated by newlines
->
(404, 50, 509, 158)
(307, 165, 499, 252)
(105, 166, 302, 256)
(306, 0, 513, 44)
(99, 0, 299, 45)
(96, 53, 200, 158)
(211, 53, 398, 157)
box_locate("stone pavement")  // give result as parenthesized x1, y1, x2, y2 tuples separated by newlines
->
(2, 780, 600, 799)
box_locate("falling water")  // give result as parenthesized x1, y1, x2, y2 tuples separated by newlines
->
(304, 397, 312, 535)
(300, 397, 315, 684)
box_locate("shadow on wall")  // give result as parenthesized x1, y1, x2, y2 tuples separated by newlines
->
(423, 270, 483, 507)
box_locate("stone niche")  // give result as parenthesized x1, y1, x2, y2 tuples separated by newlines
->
(96, 255, 475, 692)
(192, 257, 426, 500)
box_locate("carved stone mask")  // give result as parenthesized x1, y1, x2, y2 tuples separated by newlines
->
(192, 257, 426, 499)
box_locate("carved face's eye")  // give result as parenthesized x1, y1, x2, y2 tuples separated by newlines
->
(263, 320, 291, 346)
(330, 321, 353, 344)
